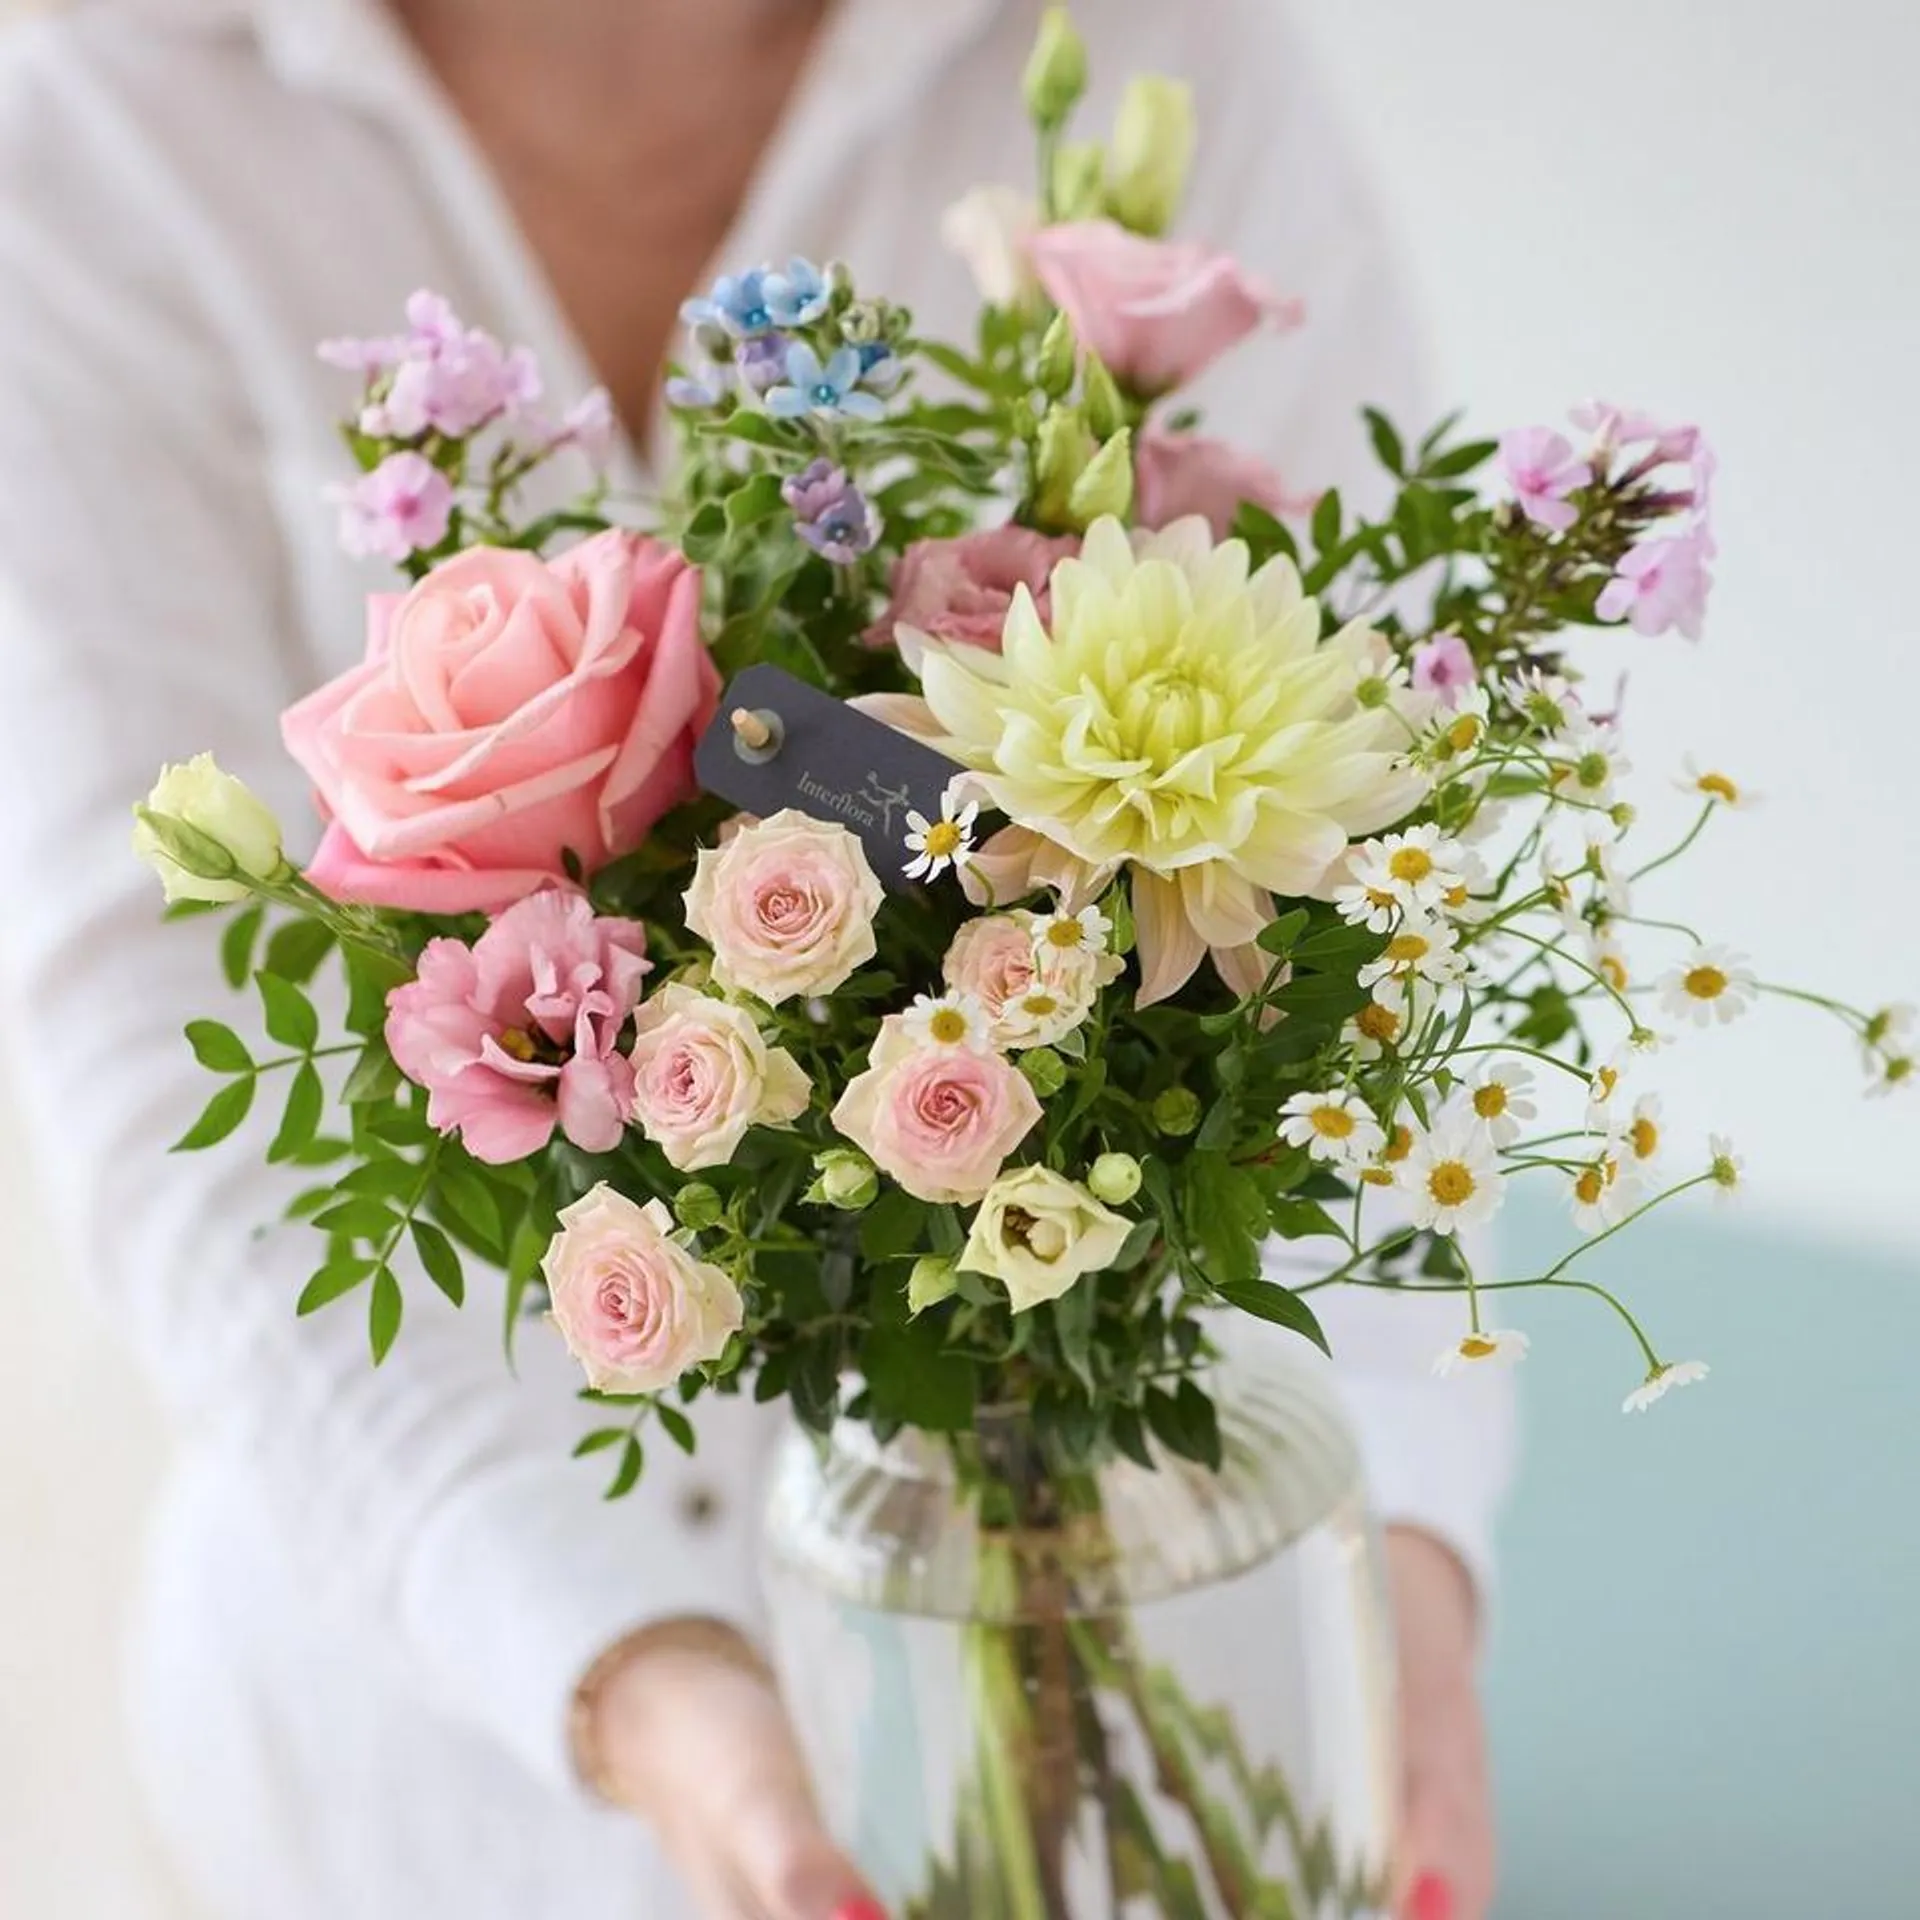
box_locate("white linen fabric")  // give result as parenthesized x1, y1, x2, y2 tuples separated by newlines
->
(0, 2, 1514, 1915)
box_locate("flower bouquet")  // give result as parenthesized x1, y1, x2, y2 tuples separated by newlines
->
(132, 9, 1907, 1916)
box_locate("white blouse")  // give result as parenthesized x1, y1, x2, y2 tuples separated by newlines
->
(0, 2, 1513, 1916)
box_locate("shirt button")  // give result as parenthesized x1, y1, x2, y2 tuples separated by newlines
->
(677, 1482, 723, 1529)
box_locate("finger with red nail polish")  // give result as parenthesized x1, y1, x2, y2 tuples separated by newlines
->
(1408, 1871, 1454, 1920)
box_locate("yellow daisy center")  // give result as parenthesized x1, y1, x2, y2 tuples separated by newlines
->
(1310, 1105, 1357, 1140)
(1630, 1116, 1659, 1160)
(1427, 1161, 1476, 1206)
(1361, 1167, 1395, 1187)
(1472, 1083, 1509, 1120)
(1443, 883, 1470, 909)
(1446, 714, 1483, 752)
(1389, 847, 1435, 884)
(1386, 932, 1431, 965)
(1355, 1003, 1401, 1045)
(928, 1008, 970, 1044)
(1600, 953, 1630, 990)
(1575, 750, 1610, 790)
(1022, 992, 1061, 1016)
(922, 821, 964, 858)
(1684, 965, 1729, 1001)
(1574, 1165, 1606, 1206)
(1366, 886, 1396, 909)
(1593, 1066, 1619, 1101)
(1385, 1125, 1413, 1164)
(1459, 1334, 1500, 1361)
(1696, 772, 1739, 803)
(1042, 919, 1084, 950)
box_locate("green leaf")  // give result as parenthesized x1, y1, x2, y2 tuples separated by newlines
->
(344, 944, 414, 1036)
(1424, 437, 1499, 480)
(1215, 1278, 1330, 1355)
(502, 1206, 549, 1357)
(1266, 1196, 1346, 1242)
(1174, 1377, 1224, 1472)
(256, 970, 319, 1052)
(604, 1433, 645, 1500)
(412, 1219, 465, 1306)
(858, 1186, 926, 1263)
(342, 1044, 404, 1106)
(267, 1061, 324, 1163)
(135, 808, 238, 883)
(1051, 1281, 1097, 1397)
(438, 1158, 504, 1258)
(335, 1158, 420, 1200)
(862, 1320, 977, 1432)
(186, 1020, 254, 1075)
(368, 1265, 403, 1364)
(171, 1076, 255, 1152)
(262, 917, 336, 987)
(657, 1404, 697, 1456)
(1363, 407, 1406, 477)
(724, 470, 788, 532)
(296, 1256, 373, 1316)
(572, 1426, 627, 1458)
(1110, 1404, 1154, 1471)
(1309, 487, 1343, 557)
(219, 904, 265, 991)
(312, 1195, 401, 1242)
(1255, 906, 1311, 956)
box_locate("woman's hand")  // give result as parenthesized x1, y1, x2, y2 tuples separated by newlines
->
(580, 1618, 885, 1920)
(1385, 1526, 1497, 1920)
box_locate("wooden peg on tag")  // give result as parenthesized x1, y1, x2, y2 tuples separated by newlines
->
(729, 706, 784, 763)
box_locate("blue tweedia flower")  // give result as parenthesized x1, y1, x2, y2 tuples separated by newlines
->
(856, 340, 906, 397)
(678, 268, 777, 339)
(762, 257, 831, 328)
(766, 343, 887, 422)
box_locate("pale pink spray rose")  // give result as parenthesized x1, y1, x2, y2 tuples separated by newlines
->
(1133, 425, 1314, 538)
(627, 982, 811, 1172)
(385, 889, 649, 1164)
(866, 527, 1079, 660)
(1024, 220, 1302, 396)
(683, 809, 884, 1005)
(943, 911, 1116, 1050)
(830, 1016, 1042, 1204)
(543, 1185, 743, 1395)
(282, 531, 718, 915)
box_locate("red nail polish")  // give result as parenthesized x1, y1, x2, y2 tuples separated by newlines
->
(1408, 1872, 1453, 1920)
(832, 1901, 889, 1920)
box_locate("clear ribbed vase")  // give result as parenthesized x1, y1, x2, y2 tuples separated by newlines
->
(760, 1345, 1399, 1919)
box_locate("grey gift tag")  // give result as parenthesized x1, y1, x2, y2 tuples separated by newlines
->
(693, 664, 967, 890)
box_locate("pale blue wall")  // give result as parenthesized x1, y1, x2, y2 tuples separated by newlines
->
(1487, 1198, 1919, 1917)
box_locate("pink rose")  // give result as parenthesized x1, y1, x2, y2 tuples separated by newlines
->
(830, 1016, 1041, 1204)
(866, 528, 1079, 658)
(683, 809, 884, 1005)
(543, 1185, 743, 1395)
(385, 889, 648, 1164)
(1024, 220, 1301, 397)
(1133, 426, 1315, 539)
(282, 531, 718, 914)
(942, 911, 1111, 1050)
(628, 983, 811, 1172)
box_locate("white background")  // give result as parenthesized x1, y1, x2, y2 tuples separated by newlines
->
(3, 2, 1917, 1915)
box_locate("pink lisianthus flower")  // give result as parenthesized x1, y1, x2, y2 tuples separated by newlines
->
(1498, 426, 1587, 533)
(1411, 632, 1479, 707)
(328, 451, 455, 563)
(1024, 220, 1301, 397)
(1595, 526, 1715, 640)
(865, 528, 1079, 659)
(283, 531, 717, 915)
(1133, 426, 1313, 538)
(385, 889, 650, 1164)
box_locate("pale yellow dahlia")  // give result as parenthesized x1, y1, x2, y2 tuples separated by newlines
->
(910, 517, 1429, 1002)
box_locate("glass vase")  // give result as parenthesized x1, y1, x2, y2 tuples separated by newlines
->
(760, 1341, 1399, 1919)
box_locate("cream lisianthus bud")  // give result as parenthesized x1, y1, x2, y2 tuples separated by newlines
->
(1086, 1152, 1142, 1205)
(1080, 353, 1126, 441)
(1049, 140, 1109, 222)
(1035, 310, 1078, 400)
(1022, 6, 1088, 132)
(1066, 427, 1134, 527)
(959, 1166, 1133, 1313)
(811, 1148, 879, 1211)
(1107, 76, 1197, 236)
(907, 1255, 959, 1315)
(132, 753, 284, 904)
(1032, 405, 1097, 532)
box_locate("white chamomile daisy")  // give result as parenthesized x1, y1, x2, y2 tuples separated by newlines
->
(1658, 943, 1758, 1028)
(1569, 1150, 1636, 1233)
(1584, 1056, 1627, 1127)
(902, 791, 979, 882)
(1417, 684, 1491, 766)
(1549, 721, 1630, 810)
(1031, 903, 1112, 957)
(1348, 825, 1468, 917)
(1860, 1003, 1915, 1077)
(1620, 1093, 1664, 1173)
(1589, 930, 1631, 993)
(1868, 1053, 1915, 1098)
(1333, 872, 1405, 934)
(1402, 1118, 1505, 1233)
(1462, 1061, 1537, 1147)
(1001, 983, 1088, 1050)
(1344, 987, 1408, 1061)
(902, 990, 993, 1053)
(1503, 668, 1583, 738)
(1676, 755, 1760, 810)
(1358, 916, 1468, 1005)
(1432, 1327, 1530, 1377)
(1707, 1132, 1744, 1203)
(1623, 1359, 1709, 1414)
(1278, 1088, 1386, 1171)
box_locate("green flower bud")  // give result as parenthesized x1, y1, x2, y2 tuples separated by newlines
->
(1151, 1086, 1202, 1137)
(1032, 405, 1097, 532)
(1086, 1152, 1143, 1205)
(1107, 76, 1196, 236)
(132, 753, 285, 905)
(1049, 139, 1109, 223)
(1022, 6, 1088, 133)
(1020, 1047, 1069, 1097)
(1067, 427, 1134, 528)
(907, 1255, 959, 1316)
(811, 1148, 879, 1212)
(673, 1183, 724, 1232)
(1035, 310, 1078, 401)
(839, 298, 888, 345)
(1079, 352, 1126, 441)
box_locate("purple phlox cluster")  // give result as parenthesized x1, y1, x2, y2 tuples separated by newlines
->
(320, 290, 542, 441)
(328, 450, 454, 564)
(781, 459, 881, 564)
